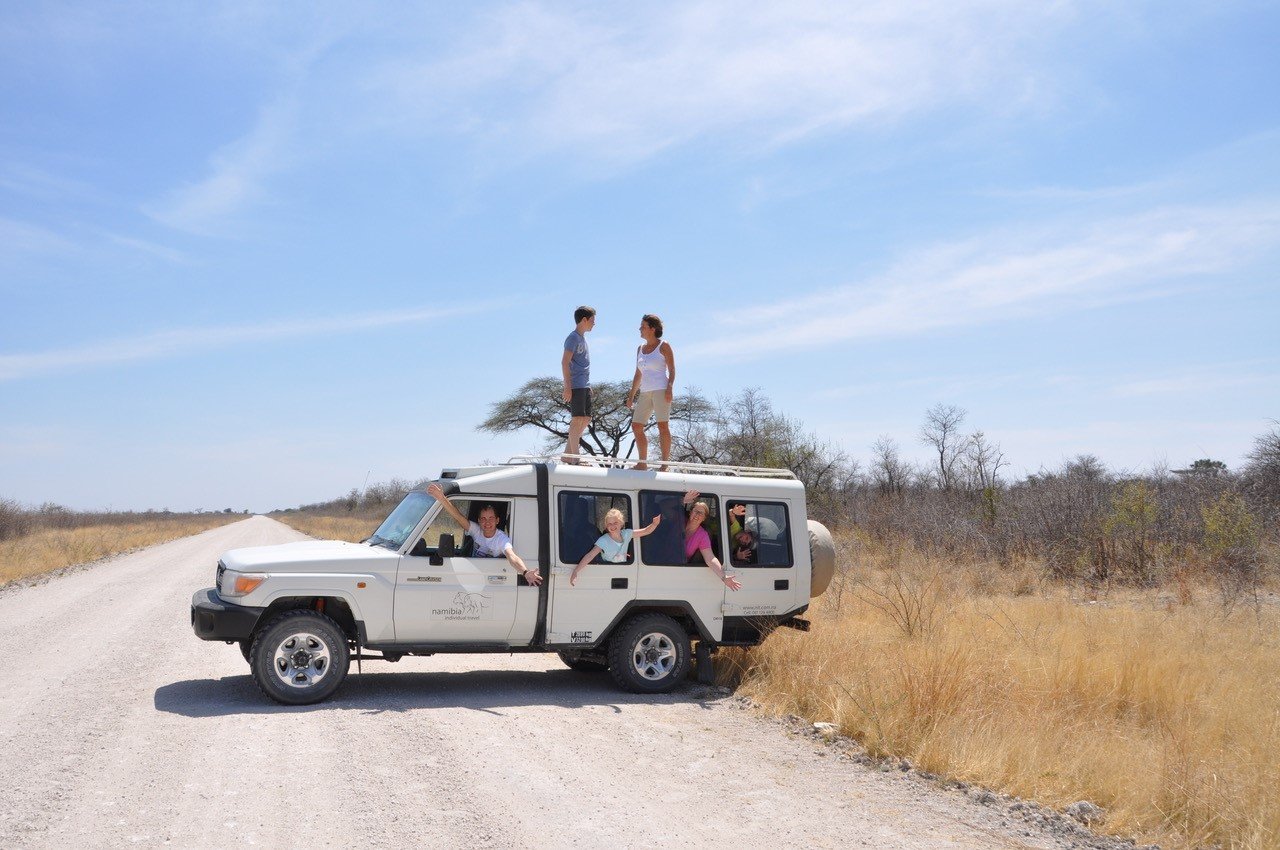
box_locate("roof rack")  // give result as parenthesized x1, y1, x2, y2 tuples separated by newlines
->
(503, 455, 797, 480)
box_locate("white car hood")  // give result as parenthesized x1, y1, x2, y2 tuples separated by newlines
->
(221, 540, 399, 572)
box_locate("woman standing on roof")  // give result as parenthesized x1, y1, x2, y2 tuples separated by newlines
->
(626, 314, 675, 471)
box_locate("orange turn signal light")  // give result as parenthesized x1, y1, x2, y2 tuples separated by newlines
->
(234, 575, 265, 594)
(357, 581, 366, 588)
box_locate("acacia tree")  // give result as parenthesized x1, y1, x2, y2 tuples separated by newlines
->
(478, 376, 712, 458)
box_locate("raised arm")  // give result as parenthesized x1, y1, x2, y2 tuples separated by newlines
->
(632, 514, 662, 539)
(661, 341, 675, 403)
(426, 483, 469, 530)
(570, 546, 603, 586)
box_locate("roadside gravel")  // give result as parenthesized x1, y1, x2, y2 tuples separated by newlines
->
(0, 516, 1134, 849)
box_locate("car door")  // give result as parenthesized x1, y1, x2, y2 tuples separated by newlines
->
(634, 488, 725, 641)
(393, 498, 520, 643)
(546, 489, 636, 646)
(720, 499, 798, 619)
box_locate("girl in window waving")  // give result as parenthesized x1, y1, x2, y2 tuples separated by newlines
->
(571, 509, 662, 585)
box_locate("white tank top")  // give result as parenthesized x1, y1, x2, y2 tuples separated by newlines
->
(637, 342, 668, 392)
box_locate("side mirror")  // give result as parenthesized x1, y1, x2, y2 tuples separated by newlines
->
(409, 538, 428, 557)
(438, 533, 455, 558)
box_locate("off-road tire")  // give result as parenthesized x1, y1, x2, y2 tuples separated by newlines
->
(808, 520, 836, 598)
(557, 650, 608, 672)
(606, 613, 690, 694)
(250, 609, 350, 706)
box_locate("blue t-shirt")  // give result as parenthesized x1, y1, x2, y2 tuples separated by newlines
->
(594, 529, 633, 563)
(564, 331, 590, 389)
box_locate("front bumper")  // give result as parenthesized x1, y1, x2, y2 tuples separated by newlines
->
(190, 588, 264, 642)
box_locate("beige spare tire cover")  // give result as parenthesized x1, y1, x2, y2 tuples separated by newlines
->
(807, 520, 836, 598)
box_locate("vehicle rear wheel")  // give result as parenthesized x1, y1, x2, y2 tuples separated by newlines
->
(239, 640, 252, 664)
(250, 610, 350, 706)
(607, 613, 690, 694)
(557, 650, 608, 672)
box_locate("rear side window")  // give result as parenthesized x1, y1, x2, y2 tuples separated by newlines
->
(557, 491, 632, 564)
(639, 490, 721, 566)
(724, 500, 792, 568)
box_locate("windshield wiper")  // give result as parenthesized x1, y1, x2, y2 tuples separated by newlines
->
(365, 534, 396, 549)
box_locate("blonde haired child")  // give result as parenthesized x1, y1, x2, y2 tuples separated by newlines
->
(570, 508, 662, 586)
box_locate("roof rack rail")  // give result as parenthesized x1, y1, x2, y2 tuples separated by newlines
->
(503, 455, 797, 480)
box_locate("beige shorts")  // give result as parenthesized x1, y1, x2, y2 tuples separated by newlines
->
(632, 389, 672, 424)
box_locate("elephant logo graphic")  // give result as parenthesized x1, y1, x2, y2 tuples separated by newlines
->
(453, 592, 490, 617)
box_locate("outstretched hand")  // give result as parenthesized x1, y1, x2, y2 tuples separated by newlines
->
(682, 490, 699, 505)
(426, 482, 445, 500)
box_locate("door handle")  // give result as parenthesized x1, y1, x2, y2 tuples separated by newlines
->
(611, 578, 628, 589)
(774, 579, 789, 590)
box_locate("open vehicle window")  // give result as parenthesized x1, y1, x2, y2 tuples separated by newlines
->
(639, 490, 720, 566)
(725, 499, 792, 568)
(557, 491, 631, 564)
(415, 498, 513, 556)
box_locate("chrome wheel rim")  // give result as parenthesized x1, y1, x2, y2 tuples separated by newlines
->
(631, 632, 676, 681)
(271, 632, 332, 689)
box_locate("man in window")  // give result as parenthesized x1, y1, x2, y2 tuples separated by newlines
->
(426, 483, 542, 586)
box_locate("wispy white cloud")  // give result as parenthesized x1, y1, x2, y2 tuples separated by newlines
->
(1110, 368, 1280, 398)
(0, 305, 470, 382)
(142, 94, 299, 235)
(0, 217, 77, 261)
(365, 0, 1085, 164)
(687, 201, 1280, 360)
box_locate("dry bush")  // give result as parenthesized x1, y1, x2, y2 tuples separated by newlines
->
(274, 513, 378, 543)
(0, 515, 242, 586)
(718, 547, 1280, 850)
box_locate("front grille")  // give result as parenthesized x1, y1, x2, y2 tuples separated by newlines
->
(215, 561, 226, 593)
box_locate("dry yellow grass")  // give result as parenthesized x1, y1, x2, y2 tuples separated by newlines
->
(721, 539, 1280, 850)
(0, 515, 243, 586)
(272, 513, 379, 543)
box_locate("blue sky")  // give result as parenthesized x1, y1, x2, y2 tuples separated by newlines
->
(1, 1, 1278, 512)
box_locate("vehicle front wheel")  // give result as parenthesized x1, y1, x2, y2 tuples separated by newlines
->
(557, 650, 608, 672)
(606, 613, 690, 694)
(250, 610, 350, 706)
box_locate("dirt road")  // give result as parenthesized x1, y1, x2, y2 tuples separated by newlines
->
(0, 517, 1082, 849)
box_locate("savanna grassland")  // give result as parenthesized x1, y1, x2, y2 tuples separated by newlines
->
(0, 501, 243, 586)
(720, 534, 1280, 850)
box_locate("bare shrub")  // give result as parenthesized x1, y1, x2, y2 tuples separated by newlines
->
(856, 563, 947, 638)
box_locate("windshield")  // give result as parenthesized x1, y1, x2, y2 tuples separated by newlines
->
(368, 491, 435, 550)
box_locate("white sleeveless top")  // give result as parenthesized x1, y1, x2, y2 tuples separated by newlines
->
(637, 342, 668, 392)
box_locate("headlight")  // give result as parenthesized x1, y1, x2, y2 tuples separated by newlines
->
(223, 573, 266, 597)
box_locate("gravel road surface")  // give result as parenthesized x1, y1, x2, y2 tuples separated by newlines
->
(0, 516, 1095, 849)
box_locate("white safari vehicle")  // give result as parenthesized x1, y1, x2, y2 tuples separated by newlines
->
(191, 457, 836, 705)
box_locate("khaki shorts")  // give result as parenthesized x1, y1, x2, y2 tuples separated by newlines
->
(633, 389, 671, 424)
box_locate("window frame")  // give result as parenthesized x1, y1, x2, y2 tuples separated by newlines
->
(638, 489, 722, 567)
(723, 498, 793, 569)
(555, 490, 634, 565)
(415, 496, 514, 555)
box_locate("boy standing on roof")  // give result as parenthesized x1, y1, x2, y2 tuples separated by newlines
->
(562, 306, 596, 462)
